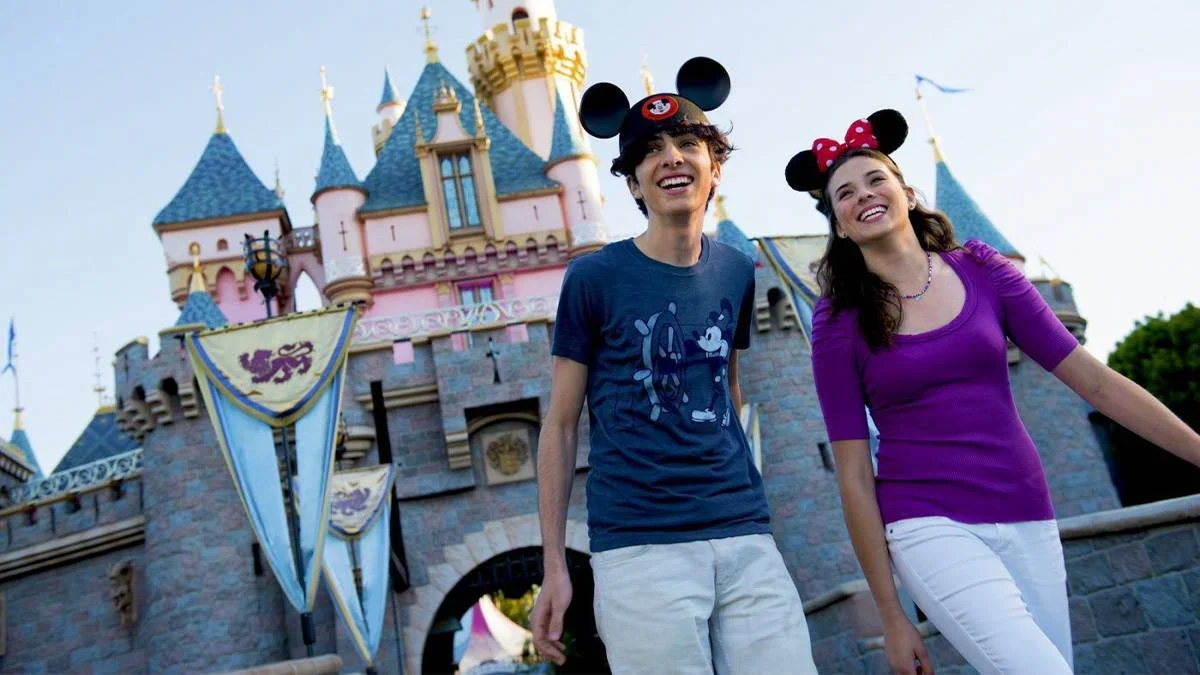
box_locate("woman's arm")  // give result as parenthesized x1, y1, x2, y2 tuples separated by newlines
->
(1054, 346, 1200, 466)
(834, 438, 933, 675)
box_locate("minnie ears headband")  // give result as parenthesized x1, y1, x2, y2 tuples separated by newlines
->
(784, 109, 909, 193)
(579, 56, 731, 156)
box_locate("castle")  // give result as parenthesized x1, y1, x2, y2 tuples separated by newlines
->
(2, 2, 1197, 674)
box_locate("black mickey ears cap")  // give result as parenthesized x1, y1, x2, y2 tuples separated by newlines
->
(784, 109, 909, 193)
(578, 56, 732, 156)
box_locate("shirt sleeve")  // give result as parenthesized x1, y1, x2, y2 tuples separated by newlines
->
(551, 260, 597, 366)
(811, 299, 870, 441)
(734, 268, 755, 350)
(963, 240, 1079, 371)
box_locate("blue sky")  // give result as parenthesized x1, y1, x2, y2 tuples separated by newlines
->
(1, 0, 1197, 471)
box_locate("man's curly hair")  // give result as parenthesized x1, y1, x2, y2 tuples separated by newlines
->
(609, 122, 734, 217)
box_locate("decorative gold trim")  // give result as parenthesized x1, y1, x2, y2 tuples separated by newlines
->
(543, 153, 596, 173)
(360, 204, 428, 220)
(466, 411, 540, 435)
(496, 186, 563, 202)
(153, 209, 290, 235)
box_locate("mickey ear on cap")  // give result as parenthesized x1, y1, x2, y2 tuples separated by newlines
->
(784, 150, 823, 193)
(676, 57, 730, 111)
(579, 82, 631, 139)
(867, 109, 908, 154)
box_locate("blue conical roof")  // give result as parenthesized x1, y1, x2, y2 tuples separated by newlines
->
(6, 424, 43, 480)
(153, 132, 286, 227)
(378, 68, 402, 109)
(175, 289, 228, 330)
(717, 218, 757, 263)
(936, 161, 1020, 257)
(547, 92, 589, 165)
(52, 407, 139, 474)
(313, 116, 363, 200)
(361, 61, 558, 214)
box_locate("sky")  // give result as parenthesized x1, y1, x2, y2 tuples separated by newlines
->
(1, 0, 1197, 472)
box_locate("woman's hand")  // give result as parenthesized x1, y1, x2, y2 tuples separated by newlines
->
(883, 614, 934, 675)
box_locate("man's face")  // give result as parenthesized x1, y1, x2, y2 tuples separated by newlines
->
(628, 131, 721, 219)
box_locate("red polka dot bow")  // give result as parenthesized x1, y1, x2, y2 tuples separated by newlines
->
(813, 119, 880, 173)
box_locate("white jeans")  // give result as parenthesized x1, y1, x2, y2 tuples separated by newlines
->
(885, 516, 1073, 674)
(590, 533, 817, 674)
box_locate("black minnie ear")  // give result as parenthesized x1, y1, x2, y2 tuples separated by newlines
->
(676, 57, 730, 111)
(784, 150, 823, 193)
(579, 82, 631, 139)
(867, 109, 908, 154)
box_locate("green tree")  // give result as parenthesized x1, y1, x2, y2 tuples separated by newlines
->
(1105, 303, 1200, 505)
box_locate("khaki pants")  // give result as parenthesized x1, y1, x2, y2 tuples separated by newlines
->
(591, 533, 817, 675)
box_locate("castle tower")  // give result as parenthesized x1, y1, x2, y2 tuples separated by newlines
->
(544, 91, 608, 256)
(372, 68, 406, 156)
(153, 76, 293, 322)
(466, 0, 588, 158)
(312, 67, 372, 306)
(0, 410, 42, 489)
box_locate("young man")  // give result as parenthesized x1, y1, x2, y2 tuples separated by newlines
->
(530, 58, 817, 674)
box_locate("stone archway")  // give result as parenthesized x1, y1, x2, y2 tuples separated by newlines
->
(401, 514, 591, 674)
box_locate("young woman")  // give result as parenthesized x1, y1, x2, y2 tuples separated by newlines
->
(785, 110, 1200, 675)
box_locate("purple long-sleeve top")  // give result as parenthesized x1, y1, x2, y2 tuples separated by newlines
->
(811, 240, 1080, 525)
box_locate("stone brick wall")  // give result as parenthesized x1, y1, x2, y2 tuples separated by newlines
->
(0, 478, 143, 555)
(139, 409, 289, 673)
(0, 545, 147, 673)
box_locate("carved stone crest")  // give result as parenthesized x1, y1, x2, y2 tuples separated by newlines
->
(479, 427, 535, 485)
(108, 559, 136, 626)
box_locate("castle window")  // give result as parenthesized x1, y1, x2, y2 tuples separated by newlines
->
(512, 7, 529, 24)
(439, 153, 482, 233)
(216, 239, 229, 252)
(458, 278, 496, 306)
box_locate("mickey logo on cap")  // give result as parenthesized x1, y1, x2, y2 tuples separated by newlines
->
(642, 96, 680, 121)
(579, 56, 731, 157)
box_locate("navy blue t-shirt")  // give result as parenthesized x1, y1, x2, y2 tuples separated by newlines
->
(552, 235, 771, 552)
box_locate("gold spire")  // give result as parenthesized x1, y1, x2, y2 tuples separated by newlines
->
(211, 74, 227, 134)
(12, 408, 22, 431)
(640, 52, 655, 96)
(274, 158, 285, 199)
(915, 84, 946, 163)
(92, 333, 107, 408)
(421, 6, 439, 63)
(715, 192, 730, 222)
(320, 65, 340, 145)
(188, 242, 207, 294)
(1038, 255, 1063, 286)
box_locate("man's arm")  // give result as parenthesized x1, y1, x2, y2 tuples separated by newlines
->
(728, 349, 745, 415)
(531, 356, 588, 665)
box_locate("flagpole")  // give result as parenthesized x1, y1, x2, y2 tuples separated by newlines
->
(914, 79, 947, 163)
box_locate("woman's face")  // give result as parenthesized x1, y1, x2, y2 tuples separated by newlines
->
(827, 155, 915, 245)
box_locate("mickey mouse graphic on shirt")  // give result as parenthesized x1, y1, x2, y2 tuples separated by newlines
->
(632, 299, 736, 428)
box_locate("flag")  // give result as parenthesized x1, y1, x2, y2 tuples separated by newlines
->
(2, 318, 14, 376)
(915, 75, 970, 94)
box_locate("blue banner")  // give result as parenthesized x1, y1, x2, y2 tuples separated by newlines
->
(915, 74, 970, 94)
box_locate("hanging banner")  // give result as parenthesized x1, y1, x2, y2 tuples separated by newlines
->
(186, 305, 357, 613)
(323, 465, 396, 668)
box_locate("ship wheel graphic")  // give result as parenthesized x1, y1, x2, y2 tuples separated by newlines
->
(633, 302, 689, 421)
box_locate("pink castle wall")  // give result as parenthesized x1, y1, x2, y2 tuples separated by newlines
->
(499, 195, 564, 236)
(364, 213, 434, 256)
(366, 285, 442, 319)
(511, 267, 565, 299)
(214, 268, 277, 323)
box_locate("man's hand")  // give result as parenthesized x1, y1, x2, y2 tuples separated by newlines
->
(883, 615, 934, 675)
(531, 567, 573, 665)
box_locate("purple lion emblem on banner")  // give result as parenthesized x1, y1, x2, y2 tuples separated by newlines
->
(239, 341, 314, 384)
(332, 487, 371, 517)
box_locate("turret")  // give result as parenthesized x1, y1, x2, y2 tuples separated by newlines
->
(312, 68, 372, 306)
(372, 68, 406, 156)
(466, 0, 587, 158)
(544, 92, 607, 256)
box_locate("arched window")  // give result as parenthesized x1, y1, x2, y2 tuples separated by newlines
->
(216, 239, 229, 252)
(511, 7, 529, 24)
(292, 271, 323, 312)
(439, 152, 482, 232)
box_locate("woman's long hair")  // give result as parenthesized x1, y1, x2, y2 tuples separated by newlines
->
(815, 148, 959, 349)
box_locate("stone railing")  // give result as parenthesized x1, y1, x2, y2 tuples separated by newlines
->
(285, 226, 319, 252)
(354, 295, 558, 344)
(6, 450, 143, 506)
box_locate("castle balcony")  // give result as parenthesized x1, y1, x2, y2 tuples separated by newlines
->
(284, 226, 320, 255)
(353, 294, 557, 345)
(2, 449, 142, 508)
